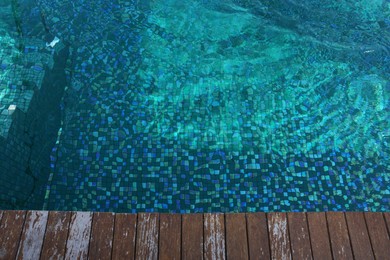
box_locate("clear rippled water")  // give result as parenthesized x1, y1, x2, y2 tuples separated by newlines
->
(5, 0, 389, 212)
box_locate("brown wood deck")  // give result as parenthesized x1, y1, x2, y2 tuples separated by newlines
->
(0, 211, 389, 259)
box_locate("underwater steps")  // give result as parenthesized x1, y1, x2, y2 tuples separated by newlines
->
(0, 42, 69, 210)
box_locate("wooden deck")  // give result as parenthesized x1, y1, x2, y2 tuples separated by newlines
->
(0, 211, 389, 259)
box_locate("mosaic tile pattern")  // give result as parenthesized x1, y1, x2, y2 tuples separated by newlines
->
(0, 1, 66, 209)
(36, 0, 390, 212)
(0, 4, 59, 137)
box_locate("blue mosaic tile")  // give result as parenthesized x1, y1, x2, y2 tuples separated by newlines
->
(28, 0, 390, 212)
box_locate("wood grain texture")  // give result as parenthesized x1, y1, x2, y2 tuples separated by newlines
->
(226, 214, 248, 260)
(0, 211, 26, 260)
(326, 212, 353, 260)
(307, 212, 332, 260)
(287, 213, 312, 260)
(65, 211, 93, 260)
(112, 214, 137, 260)
(89, 212, 115, 260)
(3, 210, 390, 260)
(345, 212, 374, 260)
(40, 211, 71, 260)
(364, 213, 390, 260)
(246, 213, 270, 260)
(159, 214, 181, 260)
(204, 213, 226, 260)
(136, 213, 159, 260)
(16, 211, 48, 260)
(268, 212, 292, 260)
(384, 213, 390, 236)
(182, 214, 203, 260)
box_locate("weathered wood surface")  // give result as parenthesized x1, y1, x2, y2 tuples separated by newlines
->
(136, 213, 159, 260)
(159, 214, 181, 260)
(345, 212, 374, 259)
(89, 212, 115, 260)
(65, 211, 93, 260)
(16, 211, 48, 260)
(326, 212, 353, 260)
(0, 211, 387, 260)
(246, 212, 270, 260)
(204, 213, 226, 260)
(287, 212, 312, 260)
(307, 212, 332, 260)
(384, 212, 390, 232)
(268, 212, 292, 260)
(40, 211, 71, 260)
(364, 212, 390, 260)
(0, 211, 26, 259)
(182, 214, 203, 260)
(112, 214, 137, 260)
(226, 213, 248, 260)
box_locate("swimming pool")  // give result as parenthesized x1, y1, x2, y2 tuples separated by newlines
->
(0, 0, 389, 212)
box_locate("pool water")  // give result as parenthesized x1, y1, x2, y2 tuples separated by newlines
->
(1, 0, 389, 212)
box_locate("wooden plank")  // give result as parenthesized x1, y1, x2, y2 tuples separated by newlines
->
(364, 213, 390, 260)
(326, 212, 353, 260)
(136, 213, 159, 260)
(0, 211, 26, 259)
(345, 212, 374, 259)
(287, 213, 312, 260)
(307, 212, 332, 260)
(40, 211, 71, 260)
(0, 210, 3, 231)
(159, 214, 181, 260)
(226, 214, 248, 260)
(384, 213, 390, 236)
(112, 214, 137, 259)
(65, 211, 93, 260)
(246, 213, 270, 259)
(268, 212, 292, 260)
(204, 213, 226, 260)
(89, 212, 115, 260)
(182, 214, 203, 260)
(16, 211, 48, 260)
